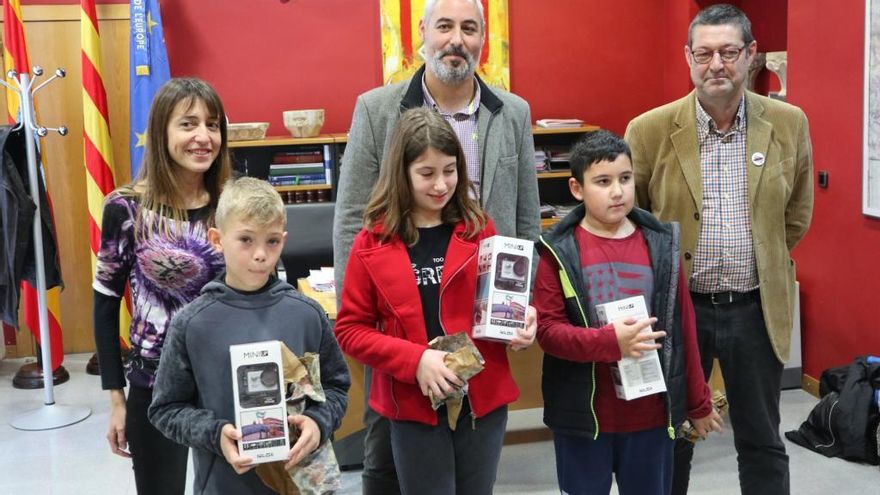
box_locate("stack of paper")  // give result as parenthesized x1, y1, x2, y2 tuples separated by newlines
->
(307, 267, 335, 292)
(536, 118, 584, 128)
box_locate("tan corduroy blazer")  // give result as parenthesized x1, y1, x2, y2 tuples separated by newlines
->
(625, 90, 813, 363)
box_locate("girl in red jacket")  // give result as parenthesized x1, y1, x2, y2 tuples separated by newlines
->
(335, 107, 536, 495)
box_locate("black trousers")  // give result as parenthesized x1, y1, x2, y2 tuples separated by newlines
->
(672, 292, 790, 495)
(362, 366, 402, 495)
(127, 385, 188, 495)
(390, 401, 507, 495)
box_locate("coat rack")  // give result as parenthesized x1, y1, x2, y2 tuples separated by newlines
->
(4, 66, 91, 431)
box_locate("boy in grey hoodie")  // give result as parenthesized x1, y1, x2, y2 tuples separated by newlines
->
(149, 177, 350, 494)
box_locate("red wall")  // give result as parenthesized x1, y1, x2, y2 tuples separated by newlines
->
(788, 0, 880, 377)
(158, 1, 678, 136)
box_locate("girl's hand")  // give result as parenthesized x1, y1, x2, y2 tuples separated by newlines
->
(690, 409, 724, 439)
(613, 317, 664, 358)
(508, 305, 537, 351)
(416, 349, 463, 398)
(285, 415, 320, 470)
(106, 390, 130, 458)
(219, 424, 255, 474)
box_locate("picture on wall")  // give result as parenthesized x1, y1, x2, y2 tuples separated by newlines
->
(380, 0, 510, 90)
(863, 0, 880, 217)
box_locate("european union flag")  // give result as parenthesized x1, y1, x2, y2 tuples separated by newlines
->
(129, 0, 169, 178)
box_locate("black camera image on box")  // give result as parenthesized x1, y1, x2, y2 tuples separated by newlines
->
(237, 362, 282, 408)
(230, 341, 290, 464)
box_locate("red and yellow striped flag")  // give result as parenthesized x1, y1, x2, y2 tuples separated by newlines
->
(3, 0, 64, 370)
(81, 0, 131, 349)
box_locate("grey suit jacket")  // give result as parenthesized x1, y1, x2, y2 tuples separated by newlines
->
(333, 66, 540, 293)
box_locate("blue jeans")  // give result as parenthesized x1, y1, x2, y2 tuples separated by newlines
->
(672, 292, 789, 495)
(554, 427, 674, 495)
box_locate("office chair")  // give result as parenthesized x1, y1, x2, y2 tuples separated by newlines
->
(277, 202, 335, 282)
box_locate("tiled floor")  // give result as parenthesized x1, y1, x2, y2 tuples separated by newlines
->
(1, 353, 877, 494)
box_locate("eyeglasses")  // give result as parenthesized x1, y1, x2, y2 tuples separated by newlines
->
(689, 45, 746, 65)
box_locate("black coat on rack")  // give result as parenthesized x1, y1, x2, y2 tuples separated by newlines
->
(0, 125, 62, 327)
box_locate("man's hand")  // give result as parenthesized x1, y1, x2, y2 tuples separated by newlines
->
(508, 305, 537, 351)
(613, 317, 664, 358)
(106, 390, 130, 458)
(285, 415, 321, 470)
(690, 408, 724, 439)
(219, 424, 255, 474)
(416, 349, 463, 398)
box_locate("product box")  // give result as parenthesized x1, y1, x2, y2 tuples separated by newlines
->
(230, 340, 289, 464)
(472, 235, 534, 342)
(594, 295, 667, 400)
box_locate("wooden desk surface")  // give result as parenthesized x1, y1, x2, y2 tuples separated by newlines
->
(296, 278, 543, 440)
(296, 278, 337, 319)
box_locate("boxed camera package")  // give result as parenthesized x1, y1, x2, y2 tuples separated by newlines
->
(595, 295, 667, 400)
(230, 340, 289, 464)
(472, 235, 534, 342)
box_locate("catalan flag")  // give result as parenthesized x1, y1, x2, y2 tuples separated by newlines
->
(82, 0, 131, 349)
(3, 0, 64, 370)
(130, 0, 169, 177)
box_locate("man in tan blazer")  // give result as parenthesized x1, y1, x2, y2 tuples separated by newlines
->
(625, 4, 813, 495)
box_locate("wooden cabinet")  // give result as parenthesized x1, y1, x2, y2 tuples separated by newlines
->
(533, 125, 600, 229)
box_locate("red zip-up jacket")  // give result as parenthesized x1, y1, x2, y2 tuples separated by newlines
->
(334, 218, 520, 425)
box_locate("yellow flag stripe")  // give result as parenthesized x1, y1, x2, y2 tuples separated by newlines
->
(85, 175, 106, 228)
(82, 89, 115, 168)
(80, 12, 105, 76)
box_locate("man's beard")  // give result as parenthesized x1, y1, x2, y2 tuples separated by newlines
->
(428, 46, 479, 85)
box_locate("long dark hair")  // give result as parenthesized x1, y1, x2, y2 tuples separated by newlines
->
(364, 107, 486, 245)
(120, 77, 231, 237)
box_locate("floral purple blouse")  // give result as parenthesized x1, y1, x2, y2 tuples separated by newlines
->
(93, 193, 224, 388)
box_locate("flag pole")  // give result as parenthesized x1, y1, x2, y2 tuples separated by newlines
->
(5, 67, 91, 431)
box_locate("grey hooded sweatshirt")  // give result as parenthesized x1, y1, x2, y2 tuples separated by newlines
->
(149, 277, 350, 494)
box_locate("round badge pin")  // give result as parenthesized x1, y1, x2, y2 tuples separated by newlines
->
(751, 152, 765, 166)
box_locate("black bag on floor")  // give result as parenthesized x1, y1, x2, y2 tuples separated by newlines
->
(785, 356, 880, 465)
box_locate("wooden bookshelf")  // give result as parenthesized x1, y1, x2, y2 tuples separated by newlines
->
(541, 217, 561, 229)
(532, 124, 600, 135)
(537, 170, 571, 179)
(228, 134, 336, 148)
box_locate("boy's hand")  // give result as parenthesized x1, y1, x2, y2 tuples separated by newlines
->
(508, 305, 537, 351)
(689, 409, 724, 439)
(285, 415, 320, 470)
(416, 349, 464, 398)
(613, 317, 664, 358)
(220, 423, 255, 474)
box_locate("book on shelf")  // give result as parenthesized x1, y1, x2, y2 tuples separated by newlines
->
(323, 144, 334, 187)
(271, 150, 323, 164)
(536, 118, 584, 128)
(269, 177, 328, 186)
(269, 172, 326, 181)
(269, 165, 325, 176)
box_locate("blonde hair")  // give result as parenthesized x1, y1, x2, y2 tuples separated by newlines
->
(364, 107, 486, 245)
(215, 177, 286, 230)
(120, 78, 232, 238)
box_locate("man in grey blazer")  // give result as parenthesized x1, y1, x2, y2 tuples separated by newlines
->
(333, 1, 539, 492)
